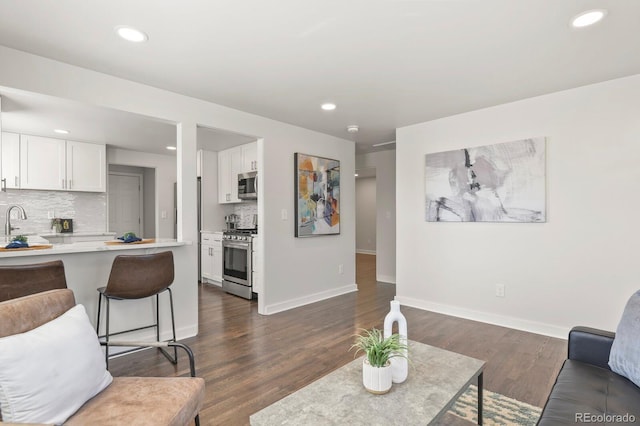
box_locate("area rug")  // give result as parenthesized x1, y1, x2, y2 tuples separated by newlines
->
(448, 385, 542, 425)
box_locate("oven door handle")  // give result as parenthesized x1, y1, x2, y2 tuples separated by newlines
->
(223, 241, 251, 249)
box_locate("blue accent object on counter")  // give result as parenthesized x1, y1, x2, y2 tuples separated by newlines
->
(117, 236, 142, 243)
(5, 241, 29, 249)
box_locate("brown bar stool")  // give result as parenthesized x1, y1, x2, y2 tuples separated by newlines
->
(0, 260, 67, 302)
(96, 251, 177, 368)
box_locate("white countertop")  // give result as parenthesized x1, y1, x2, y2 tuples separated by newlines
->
(0, 239, 189, 258)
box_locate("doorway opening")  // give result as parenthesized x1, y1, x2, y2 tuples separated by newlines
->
(356, 171, 377, 289)
(108, 164, 156, 238)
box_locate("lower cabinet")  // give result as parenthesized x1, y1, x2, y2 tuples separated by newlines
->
(201, 232, 223, 285)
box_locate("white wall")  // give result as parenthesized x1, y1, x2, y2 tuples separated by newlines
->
(396, 74, 640, 338)
(261, 138, 356, 314)
(143, 168, 156, 237)
(356, 150, 396, 283)
(356, 177, 376, 254)
(0, 46, 356, 316)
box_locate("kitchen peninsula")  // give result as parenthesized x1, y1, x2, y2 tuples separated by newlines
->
(0, 239, 198, 343)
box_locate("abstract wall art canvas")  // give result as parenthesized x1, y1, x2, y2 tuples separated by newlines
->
(295, 153, 341, 237)
(425, 137, 546, 222)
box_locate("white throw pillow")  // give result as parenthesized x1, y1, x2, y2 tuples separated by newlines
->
(0, 304, 113, 424)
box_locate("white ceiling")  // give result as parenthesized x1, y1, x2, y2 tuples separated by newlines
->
(0, 0, 639, 155)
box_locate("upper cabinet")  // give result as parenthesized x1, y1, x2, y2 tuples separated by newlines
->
(66, 140, 106, 192)
(1, 132, 21, 189)
(14, 134, 106, 192)
(241, 142, 258, 172)
(218, 146, 242, 204)
(19, 135, 66, 190)
(218, 141, 257, 204)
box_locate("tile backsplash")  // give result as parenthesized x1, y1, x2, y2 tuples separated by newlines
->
(233, 201, 258, 229)
(0, 189, 106, 234)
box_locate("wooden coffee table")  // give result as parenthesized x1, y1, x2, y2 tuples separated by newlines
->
(250, 340, 485, 425)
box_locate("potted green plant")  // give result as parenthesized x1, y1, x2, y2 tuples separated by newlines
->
(350, 328, 408, 394)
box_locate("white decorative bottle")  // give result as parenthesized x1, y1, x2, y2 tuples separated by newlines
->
(383, 300, 408, 383)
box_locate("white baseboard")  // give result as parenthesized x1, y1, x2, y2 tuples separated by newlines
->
(394, 295, 568, 339)
(201, 278, 222, 287)
(377, 274, 396, 284)
(263, 284, 358, 315)
(356, 249, 376, 255)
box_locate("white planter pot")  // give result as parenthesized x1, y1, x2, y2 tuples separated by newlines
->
(362, 359, 393, 394)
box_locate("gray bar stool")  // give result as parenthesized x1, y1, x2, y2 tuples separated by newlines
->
(96, 251, 177, 368)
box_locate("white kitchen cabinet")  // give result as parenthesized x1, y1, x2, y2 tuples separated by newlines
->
(1, 132, 21, 189)
(212, 239, 222, 282)
(18, 134, 106, 192)
(241, 142, 258, 172)
(201, 231, 223, 284)
(19, 135, 66, 190)
(201, 242, 213, 282)
(217, 146, 242, 204)
(66, 140, 106, 192)
(218, 142, 258, 204)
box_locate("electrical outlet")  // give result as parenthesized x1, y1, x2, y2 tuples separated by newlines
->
(47, 211, 55, 219)
(338, 264, 344, 274)
(281, 209, 288, 220)
(495, 284, 505, 297)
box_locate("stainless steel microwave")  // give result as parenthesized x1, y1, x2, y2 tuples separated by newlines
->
(238, 171, 257, 200)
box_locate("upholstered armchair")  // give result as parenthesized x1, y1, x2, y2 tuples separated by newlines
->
(0, 289, 205, 425)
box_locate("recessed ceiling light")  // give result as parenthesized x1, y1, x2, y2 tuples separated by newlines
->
(115, 25, 148, 42)
(321, 103, 336, 111)
(354, 173, 359, 177)
(54, 129, 69, 134)
(347, 125, 359, 133)
(571, 9, 607, 28)
(166, 146, 177, 151)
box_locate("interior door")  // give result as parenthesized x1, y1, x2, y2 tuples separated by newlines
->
(108, 173, 142, 237)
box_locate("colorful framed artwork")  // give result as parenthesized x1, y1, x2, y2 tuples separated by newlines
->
(294, 153, 341, 237)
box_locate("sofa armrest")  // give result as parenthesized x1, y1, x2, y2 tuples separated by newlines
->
(568, 326, 615, 370)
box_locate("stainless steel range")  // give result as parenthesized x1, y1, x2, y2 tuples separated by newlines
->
(222, 228, 256, 299)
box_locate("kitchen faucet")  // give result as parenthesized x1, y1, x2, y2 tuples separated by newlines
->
(5, 205, 27, 236)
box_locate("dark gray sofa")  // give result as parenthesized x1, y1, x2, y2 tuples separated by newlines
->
(537, 326, 640, 425)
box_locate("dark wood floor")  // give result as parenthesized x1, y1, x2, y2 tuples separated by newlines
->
(109, 254, 566, 425)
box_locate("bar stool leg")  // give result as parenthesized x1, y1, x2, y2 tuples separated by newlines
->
(168, 287, 178, 360)
(105, 297, 111, 369)
(96, 292, 102, 335)
(156, 293, 160, 343)
(157, 288, 178, 364)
